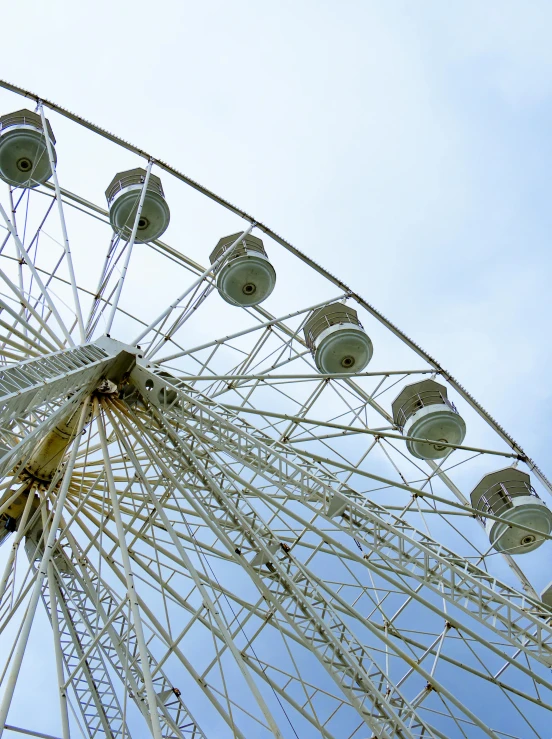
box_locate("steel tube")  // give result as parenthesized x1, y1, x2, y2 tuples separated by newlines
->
(158, 292, 347, 363)
(96, 403, 163, 739)
(132, 223, 256, 346)
(0, 202, 74, 346)
(47, 568, 71, 739)
(220, 403, 520, 459)
(105, 161, 153, 335)
(38, 102, 85, 343)
(105, 401, 285, 739)
(0, 399, 90, 736)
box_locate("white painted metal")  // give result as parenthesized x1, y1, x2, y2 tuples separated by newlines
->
(486, 495, 552, 553)
(0, 83, 549, 739)
(38, 102, 85, 343)
(107, 168, 170, 243)
(0, 344, 112, 427)
(0, 391, 90, 480)
(403, 403, 466, 459)
(46, 562, 71, 739)
(132, 223, 256, 346)
(471, 467, 552, 554)
(392, 379, 467, 460)
(0, 109, 54, 188)
(0, 272, 64, 351)
(541, 581, 552, 608)
(105, 160, 153, 335)
(0, 401, 90, 736)
(112, 394, 513, 737)
(106, 402, 433, 739)
(210, 232, 276, 307)
(42, 554, 132, 737)
(97, 407, 165, 739)
(0, 200, 75, 347)
(313, 322, 373, 373)
(129, 369, 552, 665)
(0, 489, 33, 596)
(304, 303, 373, 374)
(0, 77, 548, 489)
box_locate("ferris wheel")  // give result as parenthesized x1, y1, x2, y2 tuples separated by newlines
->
(0, 80, 550, 739)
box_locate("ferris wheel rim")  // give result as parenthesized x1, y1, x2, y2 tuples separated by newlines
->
(0, 80, 547, 599)
(0, 81, 548, 597)
(0, 76, 546, 495)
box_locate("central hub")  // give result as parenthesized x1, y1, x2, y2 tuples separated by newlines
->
(19, 336, 140, 487)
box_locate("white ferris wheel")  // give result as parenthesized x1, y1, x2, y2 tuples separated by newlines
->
(0, 79, 550, 739)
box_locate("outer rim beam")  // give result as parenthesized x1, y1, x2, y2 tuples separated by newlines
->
(0, 77, 547, 495)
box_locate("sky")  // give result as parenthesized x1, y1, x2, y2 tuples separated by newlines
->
(0, 1, 552, 737)
(1, 0, 547, 467)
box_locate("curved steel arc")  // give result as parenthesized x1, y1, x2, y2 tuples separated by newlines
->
(0, 77, 546, 495)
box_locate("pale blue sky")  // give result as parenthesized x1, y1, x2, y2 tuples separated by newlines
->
(1, 2, 551, 736)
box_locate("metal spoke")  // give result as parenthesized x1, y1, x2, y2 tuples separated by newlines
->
(0, 201, 74, 346)
(38, 102, 85, 342)
(105, 161, 153, 335)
